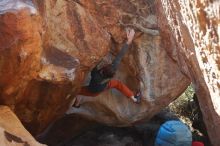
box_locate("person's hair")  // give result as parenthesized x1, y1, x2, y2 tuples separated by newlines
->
(100, 64, 115, 78)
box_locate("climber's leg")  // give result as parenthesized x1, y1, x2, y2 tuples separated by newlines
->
(71, 86, 101, 108)
(107, 80, 134, 97)
(107, 80, 141, 103)
(78, 86, 100, 97)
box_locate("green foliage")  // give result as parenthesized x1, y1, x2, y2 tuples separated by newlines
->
(169, 84, 195, 118)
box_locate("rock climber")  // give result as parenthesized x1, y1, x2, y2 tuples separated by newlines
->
(72, 28, 141, 107)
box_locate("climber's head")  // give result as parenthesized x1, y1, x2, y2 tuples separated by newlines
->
(100, 64, 115, 78)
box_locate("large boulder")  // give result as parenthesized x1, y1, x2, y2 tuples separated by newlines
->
(39, 0, 190, 129)
(0, 0, 189, 135)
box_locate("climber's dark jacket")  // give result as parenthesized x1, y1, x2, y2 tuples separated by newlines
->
(87, 43, 130, 93)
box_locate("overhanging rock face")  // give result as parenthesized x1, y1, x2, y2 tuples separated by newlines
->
(0, 0, 219, 145)
(36, 0, 189, 127)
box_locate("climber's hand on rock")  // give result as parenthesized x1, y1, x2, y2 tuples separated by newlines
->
(126, 28, 135, 45)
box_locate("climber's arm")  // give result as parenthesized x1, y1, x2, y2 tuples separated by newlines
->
(112, 29, 135, 70)
(111, 43, 129, 70)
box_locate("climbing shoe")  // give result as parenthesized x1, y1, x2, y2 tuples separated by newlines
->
(72, 97, 81, 108)
(134, 90, 141, 104)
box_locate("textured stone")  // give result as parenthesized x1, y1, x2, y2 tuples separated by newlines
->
(67, 33, 189, 126)
(0, 0, 44, 135)
(64, 0, 189, 127)
(0, 106, 45, 146)
(157, 0, 220, 145)
(0, 0, 188, 134)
